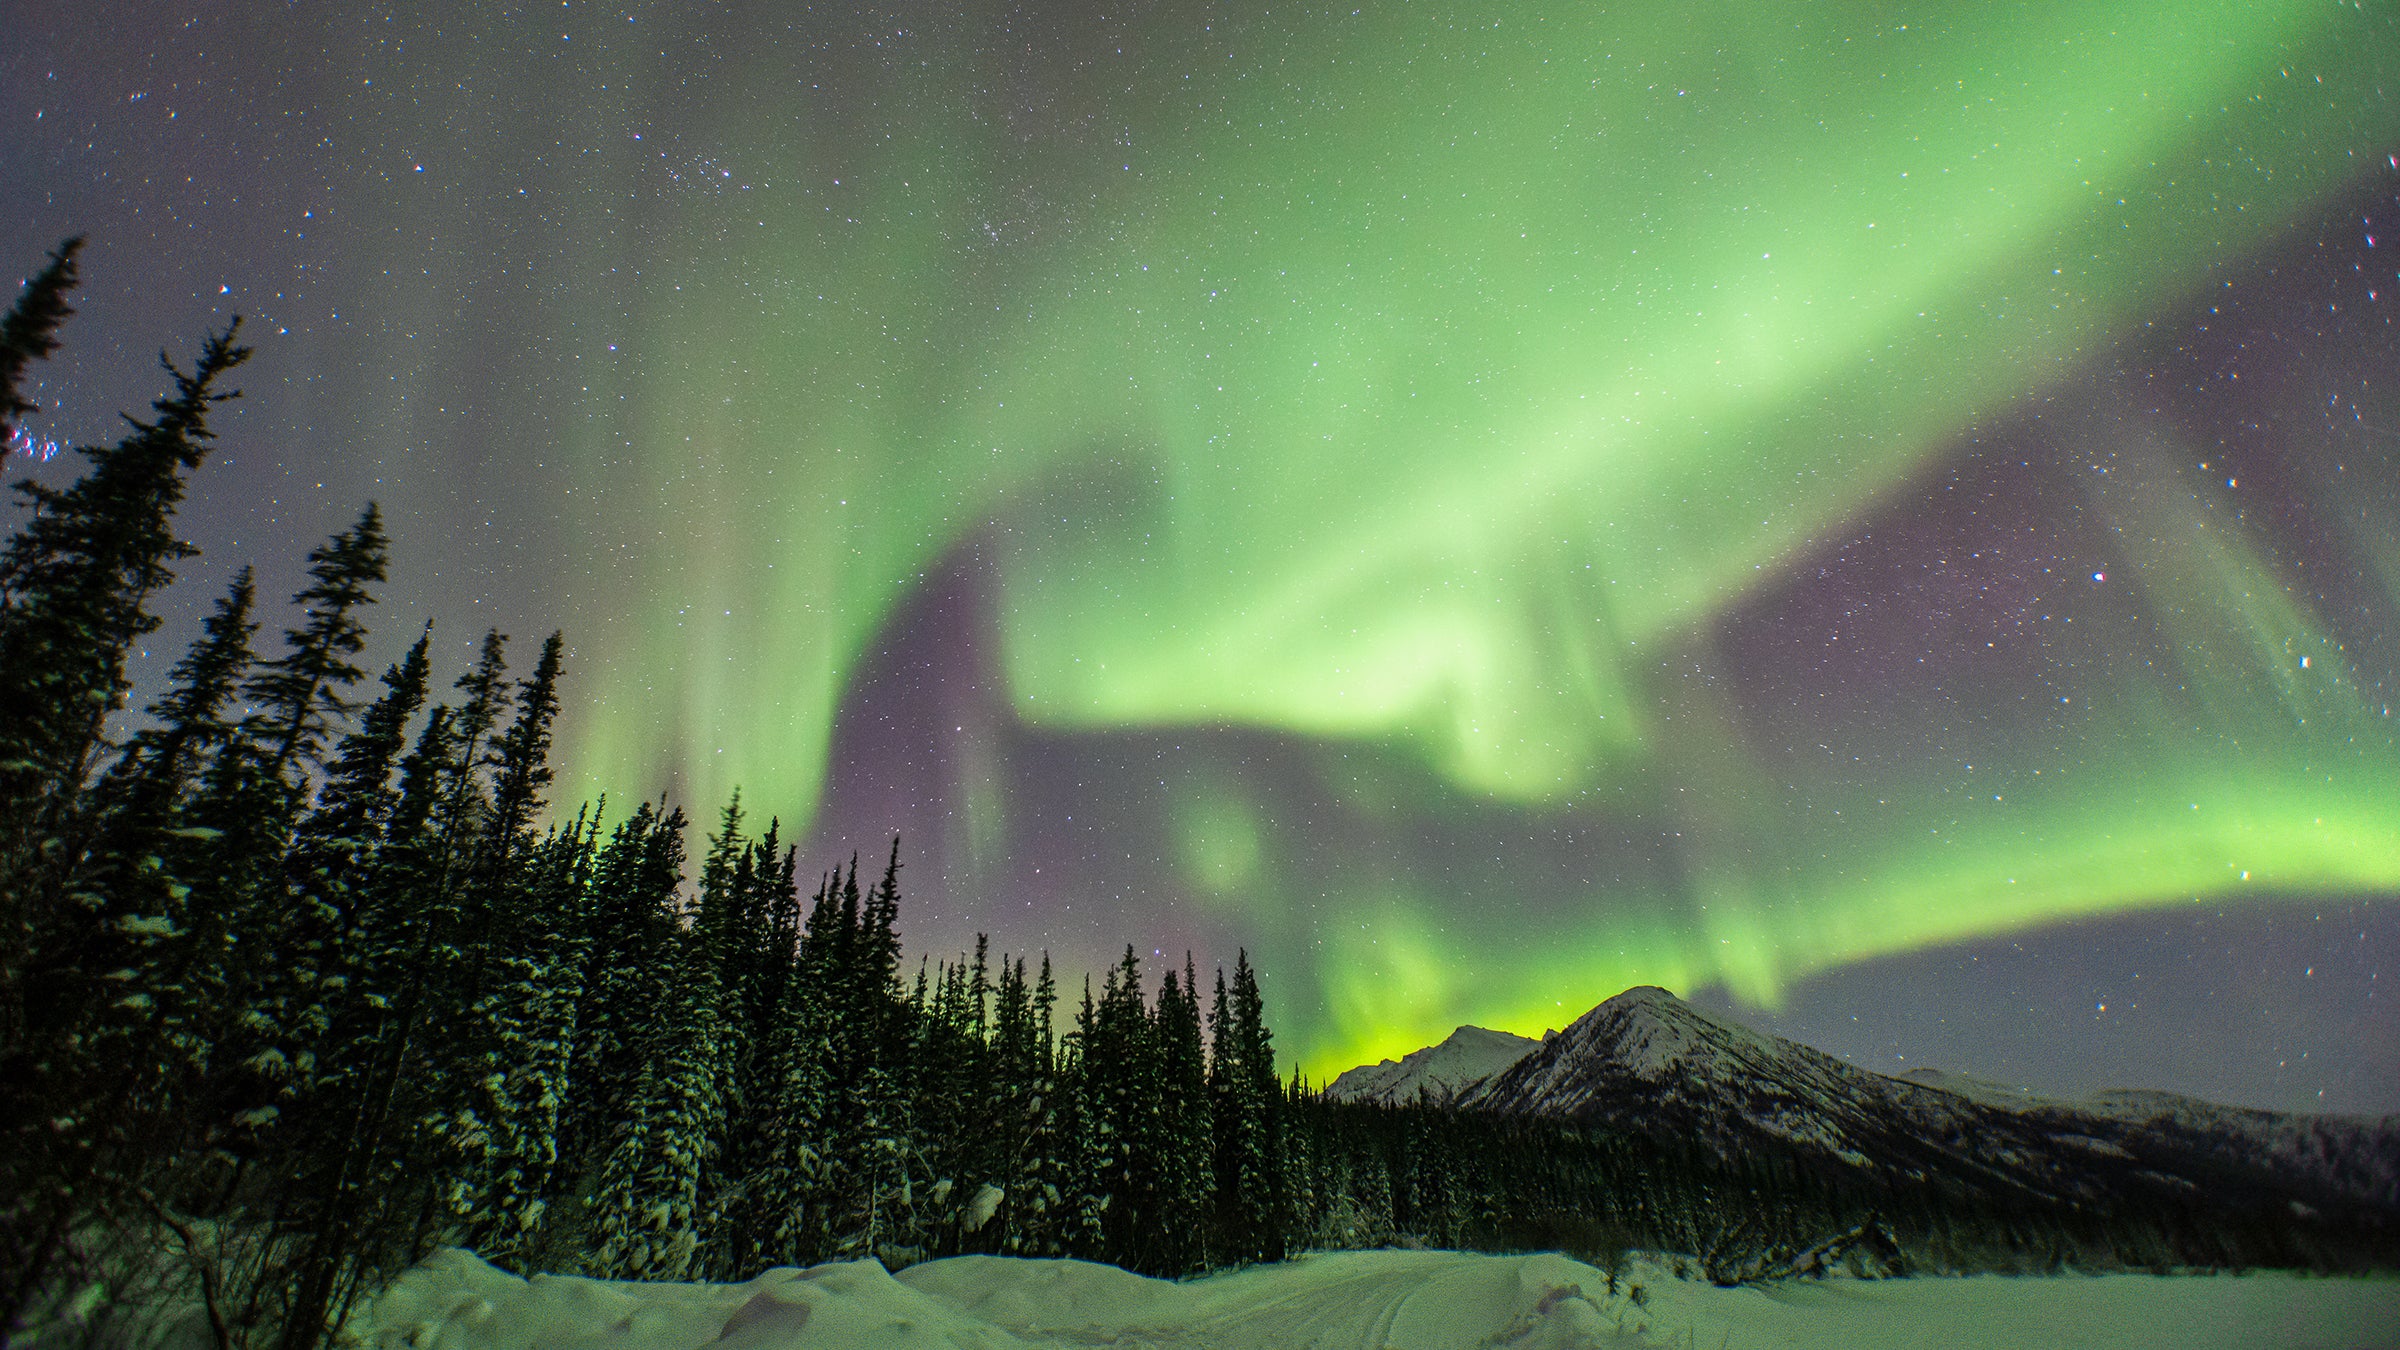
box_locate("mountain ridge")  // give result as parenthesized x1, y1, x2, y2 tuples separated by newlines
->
(1334, 986, 2400, 1217)
(1323, 1025, 1544, 1106)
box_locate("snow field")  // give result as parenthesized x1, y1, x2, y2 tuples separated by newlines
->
(358, 1247, 2400, 1350)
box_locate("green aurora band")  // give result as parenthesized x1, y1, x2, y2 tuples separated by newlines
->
(502, 0, 2400, 1075)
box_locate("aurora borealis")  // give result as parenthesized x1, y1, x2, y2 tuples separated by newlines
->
(5, 0, 2396, 1105)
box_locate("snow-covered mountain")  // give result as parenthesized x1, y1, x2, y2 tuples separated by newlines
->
(1323, 1025, 1543, 1105)
(1450, 986, 2400, 1214)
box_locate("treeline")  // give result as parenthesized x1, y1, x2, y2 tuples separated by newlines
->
(1285, 1097, 2394, 1283)
(0, 245, 1307, 1348)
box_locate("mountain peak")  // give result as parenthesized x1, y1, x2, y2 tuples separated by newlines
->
(1460, 985, 1875, 1130)
(1600, 984, 1681, 1005)
(1539, 983, 1781, 1083)
(1324, 1024, 1542, 1105)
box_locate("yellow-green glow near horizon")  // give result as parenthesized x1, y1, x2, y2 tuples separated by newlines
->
(533, 0, 2399, 1077)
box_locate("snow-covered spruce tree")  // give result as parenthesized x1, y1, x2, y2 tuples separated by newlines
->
(266, 631, 435, 1350)
(836, 842, 934, 1266)
(448, 815, 591, 1273)
(0, 306, 249, 1335)
(143, 508, 403, 1350)
(686, 797, 759, 1278)
(585, 917, 727, 1281)
(585, 798, 752, 1281)
(312, 696, 460, 1267)
(1147, 960, 1213, 1274)
(432, 635, 584, 1274)
(899, 950, 977, 1260)
(468, 633, 562, 886)
(1054, 978, 1107, 1261)
(739, 821, 801, 1068)
(49, 568, 257, 1138)
(1210, 950, 1287, 1264)
(811, 856, 877, 1251)
(387, 634, 516, 1242)
(407, 631, 510, 909)
(287, 629, 430, 877)
(1401, 1103, 1463, 1248)
(709, 824, 795, 1277)
(1080, 946, 1164, 1271)
(748, 869, 834, 1271)
(0, 312, 246, 1030)
(205, 506, 391, 1172)
(1, 569, 254, 1333)
(244, 505, 388, 787)
(763, 859, 859, 1258)
(1005, 953, 1073, 1258)
(1277, 1070, 1325, 1252)
(275, 643, 512, 1314)
(929, 941, 1057, 1259)
(556, 802, 685, 1197)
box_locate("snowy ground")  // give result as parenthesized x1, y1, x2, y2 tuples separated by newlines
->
(357, 1247, 2400, 1350)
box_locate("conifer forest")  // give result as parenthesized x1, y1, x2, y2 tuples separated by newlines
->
(2, 244, 2391, 1350)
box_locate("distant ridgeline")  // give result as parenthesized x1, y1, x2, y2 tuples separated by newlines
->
(3, 246, 2394, 1350)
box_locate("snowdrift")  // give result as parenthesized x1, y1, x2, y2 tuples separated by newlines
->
(358, 1246, 2400, 1350)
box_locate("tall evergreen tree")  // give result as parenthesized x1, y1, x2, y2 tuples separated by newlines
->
(1152, 959, 1214, 1273)
(205, 507, 393, 1174)
(267, 636, 437, 1350)
(446, 815, 592, 1274)
(586, 916, 725, 1282)
(1083, 946, 1157, 1270)
(465, 631, 562, 893)
(752, 868, 835, 1268)
(292, 627, 430, 863)
(1211, 950, 1285, 1264)
(60, 565, 259, 1103)
(0, 237, 81, 433)
(420, 632, 509, 894)
(243, 503, 389, 788)
(559, 801, 684, 1182)
(0, 319, 249, 1053)
(0, 569, 256, 1337)
(0, 316, 248, 1335)
(832, 841, 929, 1264)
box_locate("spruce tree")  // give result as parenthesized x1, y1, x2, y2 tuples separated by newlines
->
(0, 237, 81, 432)
(418, 629, 573, 1264)
(0, 316, 249, 1335)
(206, 507, 392, 1175)
(291, 627, 430, 868)
(1058, 976, 1108, 1261)
(244, 503, 389, 788)
(465, 632, 562, 892)
(752, 868, 835, 1269)
(448, 816, 592, 1273)
(587, 915, 726, 1282)
(1153, 956, 1213, 1273)
(65, 565, 259, 1089)
(0, 319, 249, 1060)
(273, 692, 471, 1332)
(420, 632, 509, 895)
(0, 568, 256, 1334)
(1021, 954, 1069, 1255)
(559, 801, 684, 1183)
(1082, 946, 1163, 1270)
(1211, 950, 1286, 1263)
(839, 842, 928, 1264)
(267, 635, 434, 1350)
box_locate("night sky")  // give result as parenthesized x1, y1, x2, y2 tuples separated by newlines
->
(5, 0, 2396, 1109)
